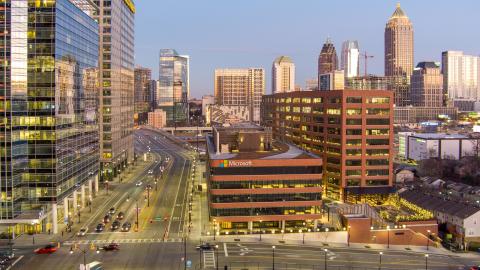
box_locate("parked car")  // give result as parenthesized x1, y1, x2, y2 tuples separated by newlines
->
(136, 181, 142, 187)
(103, 215, 111, 224)
(111, 220, 121, 231)
(196, 243, 214, 251)
(95, 223, 105, 232)
(77, 228, 88, 236)
(117, 212, 125, 220)
(102, 243, 119, 251)
(34, 245, 57, 254)
(108, 207, 116, 215)
(121, 222, 131, 232)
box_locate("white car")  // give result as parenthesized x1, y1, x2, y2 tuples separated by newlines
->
(77, 228, 88, 236)
(148, 170, 153, 174)
(136, 181, 143, 186)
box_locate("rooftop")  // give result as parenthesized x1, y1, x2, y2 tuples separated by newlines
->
(411, 133, 468, 139)
(390, 3, 408, 19)
(399, 189, 480, 219)
(274, 56, 293, 64)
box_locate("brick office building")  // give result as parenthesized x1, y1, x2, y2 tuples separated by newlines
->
(261, 90, 394, 203)
(206, 124, 323, 233)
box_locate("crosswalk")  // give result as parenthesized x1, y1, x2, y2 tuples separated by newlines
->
(203, 250, 215, 269)
(63, 238, 184, 246)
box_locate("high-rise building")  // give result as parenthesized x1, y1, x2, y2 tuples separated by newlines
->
(96, 0, 135, 181)
(411, 62, 443, 107)
(158, 49, 190, 126)
(442, 51, 480, 101)
(0, 0, 100, 234)
(319, 70, 345, 91)
(262, 90, 394, 202)
(214, 68, 265, 122)
(149, 80, 158, 111)
(341, 41, 360, 78)
(385, 3, 414, 77)
(134, 67, 152, 125)
(318, 39, 338, 77)
(272, 56, 295, 93)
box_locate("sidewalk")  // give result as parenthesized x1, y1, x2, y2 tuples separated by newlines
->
(186, 160, 207, 242)
(12, 159, 153, 248)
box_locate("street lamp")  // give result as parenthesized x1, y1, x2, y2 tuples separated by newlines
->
(426, 230, 431, 250)
(272, 246, 275, 270)
(154, 179, 158, 191)
(259, 220, 263, 241)
(135, 200, 139, 232)
(425, 254, 429, 270)
(213, 219, 217, 241)
(387, 226, 391, 249)
(378, 252, 383, 270)
(300, 229, 305, 244)
(323, 248, 328, 270)
(70, 244, 99, 269)
(215, 245, 219, 270)
(347, 225, 351, 247)
(105, 180, 109, 195)
(324, 228, 329, 243)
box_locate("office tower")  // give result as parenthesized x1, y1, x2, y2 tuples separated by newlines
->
(411, 62, 443, 107)
(158, 49, 190, 126)
(385, 3, 414, 77)
(262, 90, 394, 202)
(442, 51, 480, 101)
(319, 70, 345, 90)
(318, 39, 338, 77)
(272, 56, 295, 93)
(149, 80, 158, 111)
(0, 0, 99, 234)
(341, 41, 360, 78)
(148, 109, 167, 129)
(96, 0, 135, 181)
(134, 67, 152, 125)
(214, 68, 265, 122)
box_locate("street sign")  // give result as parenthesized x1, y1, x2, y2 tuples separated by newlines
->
(186, 260, 192, 268)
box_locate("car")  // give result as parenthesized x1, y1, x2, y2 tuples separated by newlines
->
(95, 223, 105, 232)
(102, 243, 119, 251)
(108, 207, 116, 215)
(121, 222, 131, 232)
(146, 184, 152, 190)
(148, 170, 153, 174)
(103, 215, 111, 223)
(111, 220, 121, 231)
(77, 228, 88, 236)
(470, 267, 480, 270)
(117, 212, 125, 220)
(136, 181, 142, 187)
(34, 245, 57, 254)
(196, 243, 214, 251)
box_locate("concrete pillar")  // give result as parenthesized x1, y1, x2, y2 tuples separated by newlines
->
(52, 203, 58, 234)
(281, 220, 286, 231)
(81, 184, 86, 208)
(63, 197, 69, 224)
(248, 221, 253, 233)
(73, 190, 78, 211)
(88, 179, 93, 199)
(94, 175, 99, 194)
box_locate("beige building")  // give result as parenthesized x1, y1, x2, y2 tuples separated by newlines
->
(411, 62, 443, 107)
(96, 0, 135, 180)
(272, 56, 295, 93)
(319, 70, 345, 90)
(148, 109, 167, 129)
(214, 68, 265, 122)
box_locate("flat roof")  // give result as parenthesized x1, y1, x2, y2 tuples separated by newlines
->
(411, 133, 468, 139)
(206, 135, 319, 161)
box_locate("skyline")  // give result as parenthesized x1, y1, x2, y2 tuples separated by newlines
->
(135, 0, 480, 98)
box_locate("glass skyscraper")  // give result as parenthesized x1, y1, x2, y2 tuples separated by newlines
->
(0, 0, 99, 234)
(158, 49, 190, 126)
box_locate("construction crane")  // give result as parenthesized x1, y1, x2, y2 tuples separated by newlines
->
(360, 52, 374, 77)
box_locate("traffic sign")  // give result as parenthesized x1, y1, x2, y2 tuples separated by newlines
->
(186, 260, 192, 268)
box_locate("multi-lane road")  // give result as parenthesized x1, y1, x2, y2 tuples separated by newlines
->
(11, 128, 480, 270)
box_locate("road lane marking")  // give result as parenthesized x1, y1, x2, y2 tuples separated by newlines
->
(7, 255, 24, 270)
(166, 158, 187, 237)
(224, 243, 228, 257)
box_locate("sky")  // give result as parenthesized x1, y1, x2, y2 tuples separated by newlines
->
(134, 0, 480, 99)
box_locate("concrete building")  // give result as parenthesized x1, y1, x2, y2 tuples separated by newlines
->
(398, 133, 480, 161)
(394, 106, 458, 124)
(272, 56, 295, 93)
(385, 3, 414, 106)
(318, 39, 338, 81)
(319, 70, 345, 91)
(410, 62, 444, 107)
(442, 51, 480, 102)
(148, 109, 167, 129)
(201, 95, 215, 117)
(207, 124, 323, 233)
(205, 105, 250, 126)
(345, 75, 391, 91)
(0, 0, 100, 235)
(158, 49, 190, 126)
(97, 0, 135, 181)
(214, 68, 265, 123)
(341, 40, 360, 78)
(261, 90, 395, 202)
(134, 67, 152, 125)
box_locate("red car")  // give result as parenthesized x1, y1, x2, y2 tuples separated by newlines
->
(102, 243, 119, 251)
(34, 244, 57, 254)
